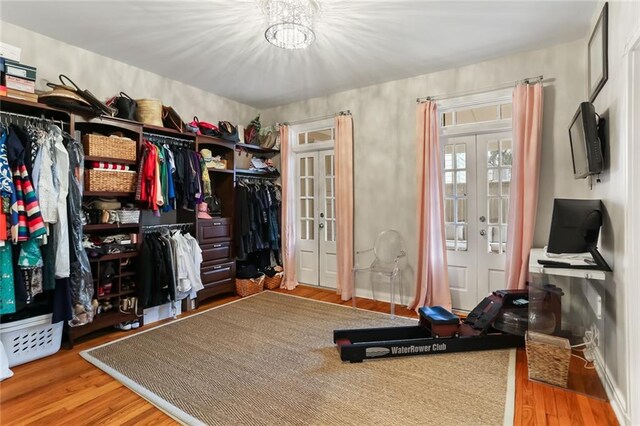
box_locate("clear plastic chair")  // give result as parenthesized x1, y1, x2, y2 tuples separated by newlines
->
(352, 230, 407, 318)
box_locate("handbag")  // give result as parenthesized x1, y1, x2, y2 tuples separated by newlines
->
(191, 116, 220, 137)
(207, 194, 222, 216)
(218, 121, 240, 142)
(106, 92, 137, 121)
(259, 125, 278, 149)
(162, 106, 185, 132)
(244, 115, 261, 146)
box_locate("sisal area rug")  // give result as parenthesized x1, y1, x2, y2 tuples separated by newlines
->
(81, 292, 516, 426)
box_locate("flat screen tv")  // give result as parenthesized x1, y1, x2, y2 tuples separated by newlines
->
(569, 101, 603, 179)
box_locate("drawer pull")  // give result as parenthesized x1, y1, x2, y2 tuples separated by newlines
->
(213, 265, 223, 270)
(213, 244, 222, 248)
(213, 222, 222, 226)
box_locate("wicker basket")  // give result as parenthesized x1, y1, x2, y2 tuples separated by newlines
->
(82, 134, 136, 162)
(116, 209, 140, 224)
(263, 272, 283, 290)
(135, 99, 163, 126)
(525, 331, 571, 388)
(85, 170, 137, 193)
(236, 275, 265, 297)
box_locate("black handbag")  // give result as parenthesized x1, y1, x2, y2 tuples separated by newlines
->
(113, 92, 137, 121)
(207, 194, 222, 216)
(218, 121, 240, 142)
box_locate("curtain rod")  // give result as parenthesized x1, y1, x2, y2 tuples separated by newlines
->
(416, 75, 548, 103)
(283, 110, 351, 126)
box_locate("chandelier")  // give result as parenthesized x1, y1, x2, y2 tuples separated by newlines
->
(262, 0, 320, 50)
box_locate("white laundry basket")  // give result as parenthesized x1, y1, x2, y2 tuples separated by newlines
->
(0, 314, 63, 367)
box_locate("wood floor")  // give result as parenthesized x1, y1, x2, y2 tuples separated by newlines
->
(0, 286, 618, 425)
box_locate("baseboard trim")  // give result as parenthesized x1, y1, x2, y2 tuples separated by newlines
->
(594, 349, 630, 425)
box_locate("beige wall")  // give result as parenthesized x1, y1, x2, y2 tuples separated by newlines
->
(584, 2, 640, 423)
(0, 21, 258, 126)
(262, 39, 588, 304)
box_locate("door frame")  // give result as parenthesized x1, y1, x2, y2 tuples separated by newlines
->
(290, 119, 337, 288)
(438, 90, 513, 311)
(625, 27, 640, 426)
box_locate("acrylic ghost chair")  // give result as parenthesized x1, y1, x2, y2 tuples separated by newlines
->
(352, 230, 407, 318)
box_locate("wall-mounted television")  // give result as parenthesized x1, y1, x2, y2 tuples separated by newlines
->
(569, 101, 603, 179)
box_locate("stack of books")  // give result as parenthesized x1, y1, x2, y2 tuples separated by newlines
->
(0, 57, 37, 103)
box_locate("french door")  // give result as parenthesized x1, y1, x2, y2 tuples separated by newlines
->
(295, 149, 337, 288)
(443, 131, 512, 311)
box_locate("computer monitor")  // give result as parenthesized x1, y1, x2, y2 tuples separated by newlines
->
(547, 199, 602, 254)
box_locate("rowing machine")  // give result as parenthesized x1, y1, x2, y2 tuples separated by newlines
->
(334, 289, 531, 363)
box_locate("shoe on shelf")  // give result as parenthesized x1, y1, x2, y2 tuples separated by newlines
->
(114, 322, 132, 331)
(130, 319, 140, 329)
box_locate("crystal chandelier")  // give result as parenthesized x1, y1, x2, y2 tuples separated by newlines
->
(262, 0, 320, 50)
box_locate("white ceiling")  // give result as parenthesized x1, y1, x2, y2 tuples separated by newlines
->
(0, 1, 597, 109)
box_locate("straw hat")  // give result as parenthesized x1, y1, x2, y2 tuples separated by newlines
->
(39, 86, 91, 108)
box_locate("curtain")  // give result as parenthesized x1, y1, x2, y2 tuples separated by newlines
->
(279, 125, 298, 290)
(505, 83, 544, 290)
(409, 101, 452, 311)
(335, 115, 354, 301)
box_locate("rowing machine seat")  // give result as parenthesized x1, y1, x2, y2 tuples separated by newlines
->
(419, 306, 460, 337)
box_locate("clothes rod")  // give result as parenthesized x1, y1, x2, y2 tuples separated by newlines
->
(416, 75, 549, 103)
(0, 110, 67, 127)
(143, 132, 194, 144)
(142, 222, 194, 231)
(283, 110, 351, 126)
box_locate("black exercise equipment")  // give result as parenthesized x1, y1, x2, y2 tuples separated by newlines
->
(334, 289, 533, 363)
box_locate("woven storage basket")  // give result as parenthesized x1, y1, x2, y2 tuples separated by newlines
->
(135, 99, 163, 126)
(85, 170, 137, 193)
(263, 272, 283, 290)
(236, 275, 264, 297)
(116, 209, 140, 224)
(82, 134, 136, 162)
(525, 331, 571, 388)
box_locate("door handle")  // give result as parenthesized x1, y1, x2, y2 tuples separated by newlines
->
(479, 229, 486, 236)
(479, 216, 486, 223)
(319, 223, 325, 229)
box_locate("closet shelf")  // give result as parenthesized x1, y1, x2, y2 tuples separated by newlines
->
(74, 115, 144, 134)
(209, 169, 234, 175)
(83, 223, 140, 232)
(119, 289, 137, 297)
(197, 134, 235, 149)
(235, 169, 280, 179)
(84, 190, 136, 197)
(89, 251, 139, 263)
(236, 144, 280, 155)
(84, 155, 137, 166)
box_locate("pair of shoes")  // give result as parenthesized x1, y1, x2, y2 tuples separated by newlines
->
(119, 297, 138, 315)
(114, 319, 141, 331)
(114, 322, 132, 331)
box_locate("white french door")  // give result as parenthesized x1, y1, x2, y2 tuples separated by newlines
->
(295, 149, 337, 288)
(443, 131, 512, 311)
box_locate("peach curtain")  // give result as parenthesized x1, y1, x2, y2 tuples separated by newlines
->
(279, 125, 298, 290)
(335, 115, 354, 301)
(409, 102, 452, 311)
(505, 83, 544, 290)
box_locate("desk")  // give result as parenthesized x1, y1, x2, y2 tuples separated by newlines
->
(527, 248, 609, 400)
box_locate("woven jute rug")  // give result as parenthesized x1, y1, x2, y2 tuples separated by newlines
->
(81, 291, 516, 426)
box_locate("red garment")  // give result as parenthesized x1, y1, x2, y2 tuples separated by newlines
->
(0, 210, 7, 241)
(139, 141, 158, 212)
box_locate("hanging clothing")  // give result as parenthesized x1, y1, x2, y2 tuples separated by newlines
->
(66, 133, 94, 326)
(0, 245, 15, 315)
(52, 126, 70, 278)
(235, 180, 282, 267)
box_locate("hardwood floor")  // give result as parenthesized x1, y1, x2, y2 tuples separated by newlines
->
(0, 286, 618, 425)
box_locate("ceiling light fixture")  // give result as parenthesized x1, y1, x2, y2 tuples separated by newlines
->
(262, 0, 320, 50)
